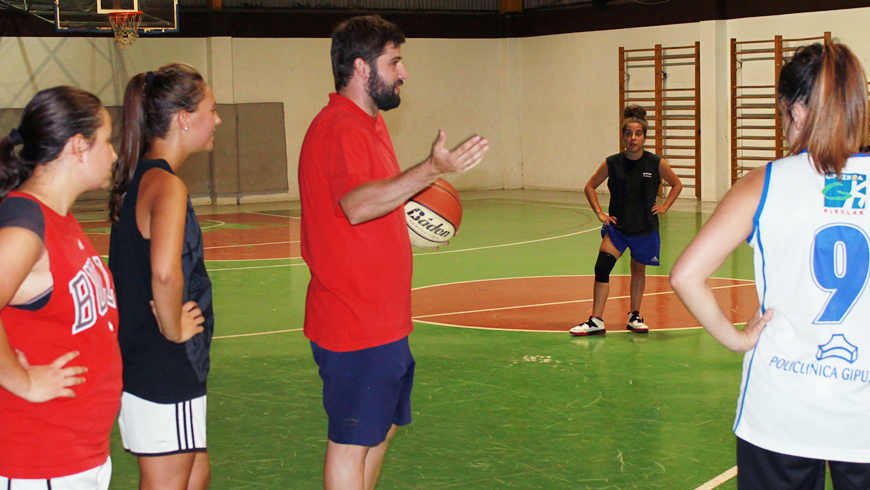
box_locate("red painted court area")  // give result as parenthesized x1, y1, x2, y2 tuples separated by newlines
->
(412, 276, 759, 332)
(83, 212, 301, 260)
(84, 213, 759, 333)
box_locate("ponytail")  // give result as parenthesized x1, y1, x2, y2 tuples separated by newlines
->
(0, 134, 32, 199)
(109, 72, 149, 223)
(0, 87, 102, 200)
(778, 42, 868, 176)
(109, 63, 206, 223)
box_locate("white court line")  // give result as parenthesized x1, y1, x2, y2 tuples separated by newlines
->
(247, 211, 300, 220)
(206, 227, 603, 269)
(201, 201, 597, 266)
(205, 240, 299, 250)
(84, 219, 226, 235)
(210, 261, 308, 272)
(411, 273, 733, 290)
(492, 200, 591, 211)
(208, 257, 304, 264)
(213, 328, 302, 339)
(200, 220, 226, 230)
(694, 466, 737, 490)
(419, 226, 600, 255)
(413, 282, 754, 319)
(412, 319, 705, 333)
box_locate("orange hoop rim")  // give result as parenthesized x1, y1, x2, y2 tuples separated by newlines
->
(108, 10, 144, 19)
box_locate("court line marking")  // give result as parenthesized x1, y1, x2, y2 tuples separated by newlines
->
(694, 466, 737, 490)
(210, 261, 308, 271)
(209, 201, 597, 263)
(412, 319, 705, 333)
(492, 200, 591, 211)
(412, 273, 755, 291)
(205, 225, 603, 268)
(208, 257, 303, 264)
(247, 211, 300, 220)
(412, 283, 753, 319)
(205, 240, 300, 250)
(94, 201, 597, 264)
(213, 328, 302, 339)
(419, 226, 600, 255)
(83, 219, 226, 235)
(209, 276, 752, 337)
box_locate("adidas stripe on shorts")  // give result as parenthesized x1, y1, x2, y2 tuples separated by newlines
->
(118, 392, 207, 456)
(0, 457, 111, 490)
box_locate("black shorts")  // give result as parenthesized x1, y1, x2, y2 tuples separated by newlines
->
(311, 336, 415, 447)
(737, 437, 870, 490)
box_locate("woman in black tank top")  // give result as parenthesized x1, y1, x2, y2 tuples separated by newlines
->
(108, 64, 221, 490)
(569, 105, 683, 337)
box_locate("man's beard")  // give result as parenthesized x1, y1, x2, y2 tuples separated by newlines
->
(367, 66, 402, 111)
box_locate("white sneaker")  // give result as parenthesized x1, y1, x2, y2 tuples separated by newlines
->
(627, 311, 649, 333)
(569, 316, 606, 336)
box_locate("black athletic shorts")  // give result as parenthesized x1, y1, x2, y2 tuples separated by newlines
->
(737, 437, 870, 490)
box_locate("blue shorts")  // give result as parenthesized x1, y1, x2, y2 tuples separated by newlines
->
(602, 225, 660, 266)
(311, 336, 415, 447)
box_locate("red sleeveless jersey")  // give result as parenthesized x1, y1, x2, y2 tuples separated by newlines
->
(0, 191, 122, 479)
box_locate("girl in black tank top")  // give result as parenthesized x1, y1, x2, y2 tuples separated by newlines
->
(108, 64, 221, 490)
(569, 105, 683, 337)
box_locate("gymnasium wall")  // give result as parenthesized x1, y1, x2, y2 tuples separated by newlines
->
(1, 6, 869, 202)
(519, 6, 870, 200)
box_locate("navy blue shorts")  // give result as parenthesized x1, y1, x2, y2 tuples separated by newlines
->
(737, 437, 870, 490)
(602, 225, 660, 266)
(311, 336, 415, 447)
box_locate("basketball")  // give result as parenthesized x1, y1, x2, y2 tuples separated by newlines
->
(405, 178, 463, 249)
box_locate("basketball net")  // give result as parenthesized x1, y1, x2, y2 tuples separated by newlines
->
(108, 11, 143, 46)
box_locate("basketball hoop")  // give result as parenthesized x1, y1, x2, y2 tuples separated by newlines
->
(108, 11, 143, 46)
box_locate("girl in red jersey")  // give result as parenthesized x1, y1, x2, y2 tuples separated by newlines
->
(108, 64, 220, 490)
(0, 86, 122, 489)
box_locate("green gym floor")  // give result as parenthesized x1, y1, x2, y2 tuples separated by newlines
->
(83, 190, 760, 490)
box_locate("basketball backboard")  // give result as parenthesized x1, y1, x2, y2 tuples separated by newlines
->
(0, 0, 177, 33)
(55, 0, 178, 33)
(0, 0, 56, 25)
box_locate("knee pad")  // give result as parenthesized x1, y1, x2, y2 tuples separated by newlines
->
(594, 252, 617, 283)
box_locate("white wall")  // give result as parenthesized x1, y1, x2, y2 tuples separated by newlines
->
(518, 23, 703, 193)
(3, 6, 870, 202)
(0, 36, 208, 107)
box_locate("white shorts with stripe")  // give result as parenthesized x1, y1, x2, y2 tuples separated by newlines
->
(118, 392, 207, 456)
(0, 457, 111, 490)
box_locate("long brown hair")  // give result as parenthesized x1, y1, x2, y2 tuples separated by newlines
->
(778, 42, 868, 177)
(109, 63, 206, 223)
(0, 86, 103, 199)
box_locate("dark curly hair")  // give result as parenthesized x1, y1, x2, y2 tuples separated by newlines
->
(621, 105, 648, 136)
(331, 15, 405, 92)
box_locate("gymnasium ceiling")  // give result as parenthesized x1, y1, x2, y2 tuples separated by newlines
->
(0, 0, 867, 38)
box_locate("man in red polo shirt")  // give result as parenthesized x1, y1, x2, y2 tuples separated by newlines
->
(298, 15, 489, 490)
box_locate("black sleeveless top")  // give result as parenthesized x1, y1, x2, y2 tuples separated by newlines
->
(605, 151, 662, 237)
(108, 159, 214, 404)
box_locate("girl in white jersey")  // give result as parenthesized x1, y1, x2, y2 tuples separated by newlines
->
(671, 42, 870, 488)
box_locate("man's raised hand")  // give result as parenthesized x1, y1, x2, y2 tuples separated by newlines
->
(429, 130, 489, 175)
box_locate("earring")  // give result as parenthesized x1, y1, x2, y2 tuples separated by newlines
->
(184, 126, 189, 131)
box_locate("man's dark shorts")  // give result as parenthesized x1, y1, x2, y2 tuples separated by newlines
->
(311, 336, 415, 447)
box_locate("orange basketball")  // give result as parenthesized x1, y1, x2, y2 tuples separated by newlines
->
(405, 178, 463, 249)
